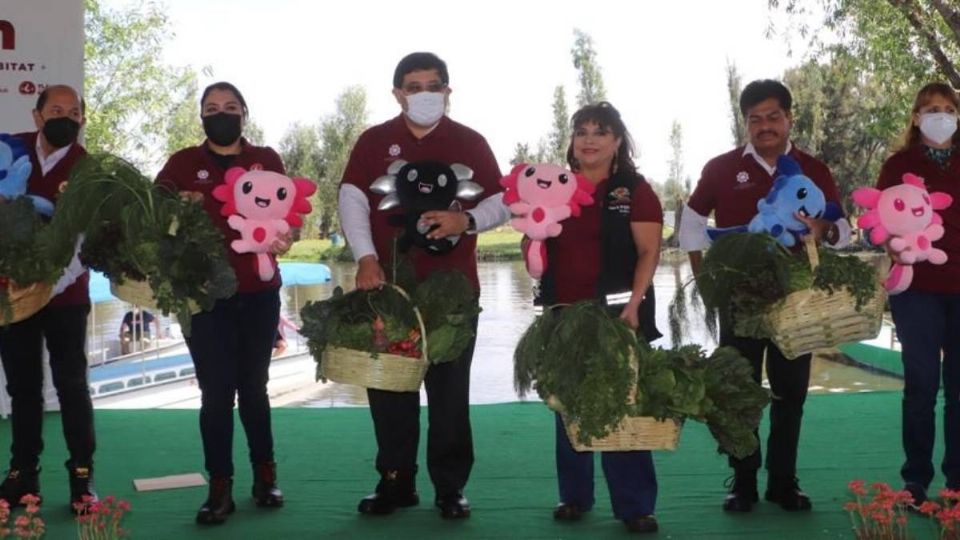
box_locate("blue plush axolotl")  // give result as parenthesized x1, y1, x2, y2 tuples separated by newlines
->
(0, 133, 53, 217)
(707, 154, 841, 247)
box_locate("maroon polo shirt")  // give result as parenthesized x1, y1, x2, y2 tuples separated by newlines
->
(156, 139, 285, 294)
(551, 174, 663, 304)
(688, 145, 842, 228)
(341, 115, 503, 290)
(877, 146, 960, 294)
(16, 131, 89, 307)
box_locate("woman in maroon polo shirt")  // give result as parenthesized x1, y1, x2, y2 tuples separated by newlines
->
(539, 102, 663, 534)
(877, 82, 960, 507)
(156, 82, 286, 525)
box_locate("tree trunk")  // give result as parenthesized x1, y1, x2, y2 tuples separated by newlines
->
(888, 0, 960, 88)
(930, 0, 960, 51)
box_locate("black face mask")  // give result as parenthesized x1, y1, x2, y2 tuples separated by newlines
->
(42, 117, 81, 149)
(202, 113, 243, 146)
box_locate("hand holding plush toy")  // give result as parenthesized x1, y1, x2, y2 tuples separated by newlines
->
(853, 173, 952, 294)
(213, 167, 316, 282)
(0, 133, 53, 216)
(500, 163, 595, 278)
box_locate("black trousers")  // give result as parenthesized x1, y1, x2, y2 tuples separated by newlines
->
(0, 304, 95, 471)
(720, 327, 811, 478)
(186, 288, 280, 478)
(366, 317, 478, 497)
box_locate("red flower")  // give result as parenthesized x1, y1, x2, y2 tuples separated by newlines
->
(849, 479, 867, 496)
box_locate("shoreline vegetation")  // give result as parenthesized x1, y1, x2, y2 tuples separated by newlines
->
(282, 227, 689, 264)
(282, 227, 884, 265)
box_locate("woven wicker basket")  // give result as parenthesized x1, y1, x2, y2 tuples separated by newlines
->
(111, 279, 200, 314)
(2, 281, 54, 325)
(763, 238, 885, 359)
(320, 285, 429, 392)
(547, 343, 683, 452)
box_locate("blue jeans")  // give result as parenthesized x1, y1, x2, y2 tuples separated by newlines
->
(890, 289, 960, 490)
(554, 414, 657, 520)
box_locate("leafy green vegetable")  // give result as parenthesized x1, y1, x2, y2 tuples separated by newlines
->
(514, 301, 637, 444)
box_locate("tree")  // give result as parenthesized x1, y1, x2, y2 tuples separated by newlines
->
(315, 86, 368, 238)
(770, 0, 960, 88)
(164, 70, 205, 157)
(510, 143, 536, 166)
(662, 120, 690, 213)
(244, 119, 266, 146)
(783, 50, 899, 214)
(84, 0, 195, 168)
(545, 86, 571, 165)
(571, 29, 607, 107)
(279, 122, 324, 238)
(726, 61, 747, 147)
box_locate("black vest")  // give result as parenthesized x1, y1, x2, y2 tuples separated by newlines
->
(536, 170, 661, 343)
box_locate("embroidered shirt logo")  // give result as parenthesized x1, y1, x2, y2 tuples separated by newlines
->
(196, 169, 210, 183)
(250, 163, 264, 171)
(607, 187, 632, 215)
(388, 144, 401, 157)
(736, 171, 749, 183)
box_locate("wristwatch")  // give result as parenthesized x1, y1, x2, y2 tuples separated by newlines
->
(465, 212, 477, 235)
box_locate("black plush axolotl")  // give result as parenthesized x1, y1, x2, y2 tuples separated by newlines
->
(371, 160, 483, 255)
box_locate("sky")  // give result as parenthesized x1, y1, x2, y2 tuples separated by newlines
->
(105, 0, 818, 184)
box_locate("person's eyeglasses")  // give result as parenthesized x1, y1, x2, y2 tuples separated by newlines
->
(402, 83, 446, 95)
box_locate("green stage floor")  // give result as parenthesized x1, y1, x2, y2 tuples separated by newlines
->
(6, 392, 950, 539)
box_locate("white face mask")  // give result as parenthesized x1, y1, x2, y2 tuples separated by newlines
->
(404, 91, 446, 127)
(919, 112, 958, 145)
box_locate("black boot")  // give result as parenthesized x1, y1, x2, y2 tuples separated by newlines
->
(357, 470, 419, 515)
(722, 470, 759, 512)
(196, 477, 236, 525)
(252, 461, 284, 508)
(765, 475, 812, 511)
(435, 492, 471, 519)
(68, 464, 98, 514)
(0, 468, 41, 508)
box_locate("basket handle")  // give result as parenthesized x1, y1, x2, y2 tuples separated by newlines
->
(382, 283, 429, 364)
(803, 235, 819, 270)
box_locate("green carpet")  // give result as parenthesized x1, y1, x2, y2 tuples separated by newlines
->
(5, 392, 950, 539)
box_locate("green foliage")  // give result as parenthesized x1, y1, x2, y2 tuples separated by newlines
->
(412, 271, 482, 363)
(544, 85, 571, 166)
(513, 303, 769, 455)
(300, 271, 480, 379)
(163, 69, 207, 158)
(784, 50, 901, 215)
(670, 232, 879, 343)
(84, 0, 199, 168)
(51, 154, 237, 331)
(661, 120, 691, 213)
(726, 61, 747, 147)
(514, 302, 638, 444)
(571, 29, 608, 107)
(0, 198, 62, 286)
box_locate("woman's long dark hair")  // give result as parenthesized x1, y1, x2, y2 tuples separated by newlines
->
(566, 101, 637, 176)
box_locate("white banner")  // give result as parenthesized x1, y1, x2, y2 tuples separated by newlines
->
(0, 0, 84, 134)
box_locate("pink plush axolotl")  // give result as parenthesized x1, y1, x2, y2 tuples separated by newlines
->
(500, 163, 595, 279)
(853, 173, 953, 294)
(212, 167, 316, 282)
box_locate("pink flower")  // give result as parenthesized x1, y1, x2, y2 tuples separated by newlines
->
(14, 515, 28, 527)
(844, 501, 860, 512)
(849, 479, 867, 496)
(919, 500, 942, 515)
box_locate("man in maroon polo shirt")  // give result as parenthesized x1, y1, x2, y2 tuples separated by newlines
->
(0, 85, 97, 511)
(679, 80, 850, 513)
(338, 52, 508, 520)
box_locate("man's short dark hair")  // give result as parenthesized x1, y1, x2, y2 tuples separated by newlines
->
(393, 52, 449, 89)
(739, 79, 792, 117)
(35, 85, 86, 114)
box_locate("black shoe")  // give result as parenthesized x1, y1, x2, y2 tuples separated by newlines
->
(68, 465, 98, 514)
(435, 492, 470, 519)
(252, 461, 284, 508)
(765, 476, 812, 511)
(903, 482, 928, 511)
(0, 468, 41, 508)
(357, 470, 419, 515)
(624, 515, 659, 534)
(196, 477, 236, 525)
(553, 502, 587, 522)
(722, 472, 759, 512)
